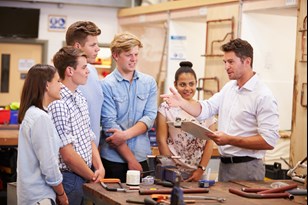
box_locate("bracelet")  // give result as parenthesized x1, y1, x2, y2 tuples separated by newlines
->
(56, 191, 65, 196)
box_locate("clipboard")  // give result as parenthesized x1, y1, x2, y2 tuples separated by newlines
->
(168, 120, 214, 140)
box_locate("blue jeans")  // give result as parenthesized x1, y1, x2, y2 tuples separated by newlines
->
(62, 171, 85, 205)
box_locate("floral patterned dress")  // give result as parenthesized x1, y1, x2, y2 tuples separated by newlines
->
(158, 102, 216, 177)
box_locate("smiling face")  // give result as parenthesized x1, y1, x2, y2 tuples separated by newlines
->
(114, 45, 139, 75)
(174, 72, 197, 101)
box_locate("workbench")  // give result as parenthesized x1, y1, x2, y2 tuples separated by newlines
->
(0, 125, 18, 146)
(83, 180, 306, 205)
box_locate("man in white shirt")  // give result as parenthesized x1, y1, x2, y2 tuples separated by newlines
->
(161, 38, 279, 182)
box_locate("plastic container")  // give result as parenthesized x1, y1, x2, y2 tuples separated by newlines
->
(126, 170, 140, 186)
(0, 110, 10, 124)
(9, 110, 19, 124)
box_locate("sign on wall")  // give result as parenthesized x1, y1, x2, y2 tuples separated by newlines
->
(169, 35, 187, 61)
(48, 15, 67, 32)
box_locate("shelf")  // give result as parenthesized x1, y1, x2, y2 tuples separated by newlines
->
(118, 0, 237, 17)
(94, 65, 111, 69)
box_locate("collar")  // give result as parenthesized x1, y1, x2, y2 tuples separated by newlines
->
(242, 73, 259, 91)
(114, 68, 140, 82)
(61, 84, 81, 97)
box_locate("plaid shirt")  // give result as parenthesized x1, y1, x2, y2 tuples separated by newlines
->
(48, 85, 95, 171)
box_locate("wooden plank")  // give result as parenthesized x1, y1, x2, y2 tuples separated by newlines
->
(0, 130, 18, 146)
(118, 0, 238, 17)
(242, 0, 297, 12)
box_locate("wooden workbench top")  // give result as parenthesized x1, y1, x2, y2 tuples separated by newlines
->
(83, 180, 306, 205)
(0, 124, 19, 146)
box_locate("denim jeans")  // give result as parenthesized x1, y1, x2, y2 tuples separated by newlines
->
(62, 171, 86, 205)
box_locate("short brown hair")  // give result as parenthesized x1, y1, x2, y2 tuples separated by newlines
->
(53, 46, 87, 79)
(66, 21, 101, 46)
(221, 38, 254, 67)
(110, 32, 143, 56)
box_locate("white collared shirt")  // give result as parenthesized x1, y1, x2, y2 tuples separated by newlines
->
(197, 74, 280, 158)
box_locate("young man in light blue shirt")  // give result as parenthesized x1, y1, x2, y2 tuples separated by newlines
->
(100, 32, 157, 182)
(66, 21, 103, 147)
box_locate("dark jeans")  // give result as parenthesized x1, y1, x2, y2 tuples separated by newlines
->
(62, 171, 86, 205)
(101, 158, 149, 183)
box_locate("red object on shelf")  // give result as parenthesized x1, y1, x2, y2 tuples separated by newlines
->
(0, 110, 10, 124)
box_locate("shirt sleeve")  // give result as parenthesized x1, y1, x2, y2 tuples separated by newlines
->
(256, 94, 280, 147)
(100, 80, 122, 136)
(48, 100, 75, 147)
(158, 102, 168, 117)
(31, 114, 62, 186)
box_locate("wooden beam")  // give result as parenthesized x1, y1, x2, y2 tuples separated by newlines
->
(242, 0, 297, 12)
(118, 0, 238, 17)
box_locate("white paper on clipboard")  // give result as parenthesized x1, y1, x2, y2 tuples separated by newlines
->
(168, 120, 214, 140)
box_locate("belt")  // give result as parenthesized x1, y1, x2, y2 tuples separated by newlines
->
(220, 156, 256, 164)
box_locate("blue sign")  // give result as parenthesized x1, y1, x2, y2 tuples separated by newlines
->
(49, 15, 66, 31)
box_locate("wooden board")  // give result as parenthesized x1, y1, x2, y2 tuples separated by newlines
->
(0, 130, 18, 146)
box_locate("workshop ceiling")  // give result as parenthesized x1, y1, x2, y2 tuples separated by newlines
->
(0, 0, 134, 8)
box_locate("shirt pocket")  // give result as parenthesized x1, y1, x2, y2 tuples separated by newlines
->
(136, 93, 149, 114)
(113, 95, 128, 115)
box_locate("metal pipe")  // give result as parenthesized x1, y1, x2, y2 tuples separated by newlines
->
(241, 187, 268, 193)
(229, 188, 294, 200)
(257, 184, 297, 194)
(205, 17, 234, 57)
(287, 189, 307, 195)
(197, 77, 220, 100)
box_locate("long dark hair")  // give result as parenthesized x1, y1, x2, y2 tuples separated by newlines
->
(18, 64, 57, 123)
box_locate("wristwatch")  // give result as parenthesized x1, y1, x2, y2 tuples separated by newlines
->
(197, 164, 206, 171)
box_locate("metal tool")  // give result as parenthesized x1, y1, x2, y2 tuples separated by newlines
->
(151, 194, 226, 203)
(170, 175, 184, 205)
(126, 197, 162, 205)
(155, 179, 174, 187)
(100, 178, 139, 192)
(184, 195, 226, 203)
(101, 182, 125, 191)
(287, 156, 307, 183)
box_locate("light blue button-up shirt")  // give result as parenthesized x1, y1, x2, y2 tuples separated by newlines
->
(197, 74, 280, 159)
(78, 64, 104, 147)
(100, 69, 157, 163)
(17, 106, 62, 205)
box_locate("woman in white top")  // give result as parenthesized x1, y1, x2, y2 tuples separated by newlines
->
(156, 61, 216, 181)
(17, 64, 68, 205)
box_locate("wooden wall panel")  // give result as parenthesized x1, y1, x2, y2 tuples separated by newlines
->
(290, 0, 307, 167)
(203, 4, 239, 99)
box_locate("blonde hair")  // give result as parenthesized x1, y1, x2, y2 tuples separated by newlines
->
(110, 32, 143, 55)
